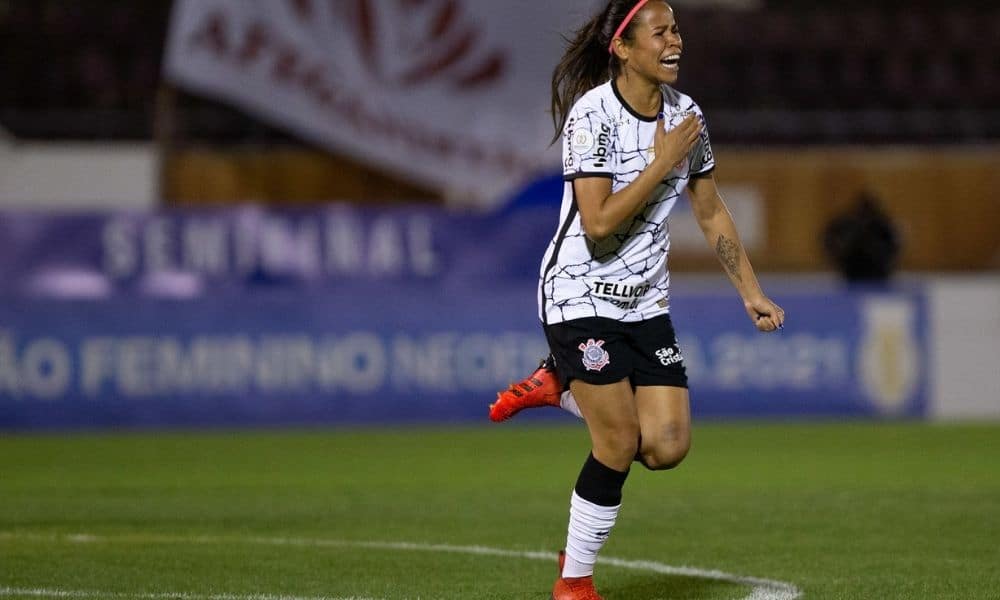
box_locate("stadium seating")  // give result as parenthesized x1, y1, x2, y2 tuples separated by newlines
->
(0, 1, 997, 142)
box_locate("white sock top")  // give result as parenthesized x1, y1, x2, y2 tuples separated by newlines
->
(562, 491, 621, 578)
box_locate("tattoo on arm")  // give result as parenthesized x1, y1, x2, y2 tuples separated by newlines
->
(716, 235, 742, 283)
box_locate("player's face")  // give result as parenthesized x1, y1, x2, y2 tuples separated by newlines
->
(627, 2, 683, 85)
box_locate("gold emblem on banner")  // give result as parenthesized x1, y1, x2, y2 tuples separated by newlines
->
(858, 299, 919, 414)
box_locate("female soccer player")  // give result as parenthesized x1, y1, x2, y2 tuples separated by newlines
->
(489, 2, 784, 598)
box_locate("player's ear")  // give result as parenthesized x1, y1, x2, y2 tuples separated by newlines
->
(610, 38, 628, 61)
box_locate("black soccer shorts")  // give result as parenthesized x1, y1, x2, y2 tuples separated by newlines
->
(543, 314, 688, 389)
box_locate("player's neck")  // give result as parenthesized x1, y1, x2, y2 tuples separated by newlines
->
(614, 73, 662, 118)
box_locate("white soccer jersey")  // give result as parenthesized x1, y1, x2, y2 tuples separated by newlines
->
(538, 80, 715, 325)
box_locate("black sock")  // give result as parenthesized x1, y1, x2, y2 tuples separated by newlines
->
(573, 452, 630, 507)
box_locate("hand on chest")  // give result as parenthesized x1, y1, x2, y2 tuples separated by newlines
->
(627, 111, 693, 175)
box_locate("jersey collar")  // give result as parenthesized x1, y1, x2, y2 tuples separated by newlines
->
(611, 79, 661, 123)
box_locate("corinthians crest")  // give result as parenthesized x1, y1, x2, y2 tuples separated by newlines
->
(579, 338, 610, 372)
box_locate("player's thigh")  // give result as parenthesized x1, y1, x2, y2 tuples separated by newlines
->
(634, 385, 691, 470)
(569, 378, 639, 471)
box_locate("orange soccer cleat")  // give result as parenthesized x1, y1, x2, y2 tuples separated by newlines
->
(489, 356, 562, 422)
(552, 549, 603, 600)
(551, 574, 603, 600)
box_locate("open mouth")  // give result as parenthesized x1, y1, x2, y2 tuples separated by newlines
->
(660, 54, 681, 69)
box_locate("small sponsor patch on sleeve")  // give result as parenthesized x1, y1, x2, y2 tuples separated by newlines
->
(570, 129, 595, 155)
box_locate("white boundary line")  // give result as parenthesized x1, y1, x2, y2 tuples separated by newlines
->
(0, 532, 801, 600)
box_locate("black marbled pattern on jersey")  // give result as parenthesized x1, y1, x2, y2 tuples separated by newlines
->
(539, 82, 715, 325)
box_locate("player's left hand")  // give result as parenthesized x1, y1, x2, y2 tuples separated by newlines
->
(744, 295, 785, 332)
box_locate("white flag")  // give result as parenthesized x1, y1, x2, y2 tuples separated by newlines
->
(164, 0, 602, 207)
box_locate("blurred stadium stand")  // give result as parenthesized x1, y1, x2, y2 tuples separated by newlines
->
(1, 0, 997, 262)
(0, 0, 293, 142)
(0, 0, 997, 429)
(1, 0, 997, 144)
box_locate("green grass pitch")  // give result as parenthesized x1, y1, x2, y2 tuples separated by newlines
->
(2, 421, 998, 599)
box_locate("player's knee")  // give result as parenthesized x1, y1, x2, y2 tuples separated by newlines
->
(640, 443, 689, 470)
(639, 426, 691, 471)
(613, 426, 642, 459)
(599, 422, 641, 464)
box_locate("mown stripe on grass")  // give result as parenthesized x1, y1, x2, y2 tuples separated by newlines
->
(1, 532, 801, 600)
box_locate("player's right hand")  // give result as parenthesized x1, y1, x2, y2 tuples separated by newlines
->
(653, 113, 701, 176)
(745, 295, 785, 332)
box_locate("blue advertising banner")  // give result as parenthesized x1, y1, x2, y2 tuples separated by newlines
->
(0, 288, 928, 429)
(672, 290, 929, 419)
(0, 288, 548, 429)
(0, 206, 555, 297)
(0, 207, 929, 429)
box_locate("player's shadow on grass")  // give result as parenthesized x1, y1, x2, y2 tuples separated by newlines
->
(607, 573, 744, 600)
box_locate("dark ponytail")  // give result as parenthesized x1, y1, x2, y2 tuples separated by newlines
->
(550, 1, 649, 143)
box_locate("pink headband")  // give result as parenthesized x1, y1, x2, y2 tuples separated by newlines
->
(608, 0, 651, 54)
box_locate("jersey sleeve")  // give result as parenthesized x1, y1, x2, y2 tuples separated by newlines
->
(689, 104, 715, 178)
(562, 100, 615, 180)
